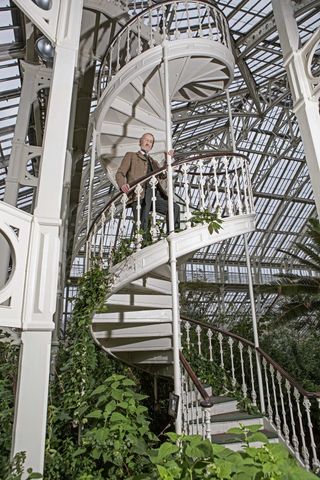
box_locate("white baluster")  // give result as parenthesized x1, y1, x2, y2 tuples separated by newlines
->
(294, 388, 310, 469)
(218, 332, 224, 369)
(248, 347, 257, 405)
(228, 337, 236, 388)
(99, 213, 106, 258)
(196, 324, 202, 357)
(197, 5, 203, 38)
(204, 408, 211, 440)
(110, 202, 116, 221)
(211, 158, 220, 213)
(185, 321, 191, 351)
(276, 371, 290, 444)
(206, 5, 213, 40)
(134, 183, 143, 250)
(213, 7, 220, 43)
(195, 391, 201, 435)
(174, 2, 180, 39)
(218, 10, 225, 45)
(245, 158, 255, 213)
(126, 28, 131, 63)
(207, 329, 213, 362)
(118, 193, 128, 246)
(238, 342, 247, 398)
(161, 4, 167, 41)
(303, 396, 319, 470)
(223, 156, 233, 216)
(107, 46, 113, 82)
(270, 365, 281, 434)
(233, 156, 243, 215)
(181, 370, 187, 433)
(198, 159, 205, 211)
(285, 380, 300, 460)
(182, 163, 192, 228)
(150, 175, 159, 242)
(240, 157, 250, 213)
(116, 38, 120, 72)
(190, 379, 195, 435)
(185, 1, 192, 38)
(137, 16, 142, 54)
(185, 376, 191, 434)
(263, 358, 273, 422)
(148, 7, 155, 47)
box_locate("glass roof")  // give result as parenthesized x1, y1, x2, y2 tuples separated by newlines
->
(1, 0, 320, 321)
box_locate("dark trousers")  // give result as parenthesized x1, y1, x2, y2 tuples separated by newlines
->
(132, 187, 180, 235)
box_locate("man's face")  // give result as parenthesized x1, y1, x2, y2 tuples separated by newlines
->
(140, 134, 154, 153)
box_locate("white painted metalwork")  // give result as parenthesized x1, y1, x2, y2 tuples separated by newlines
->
(179, 317, 320, 469)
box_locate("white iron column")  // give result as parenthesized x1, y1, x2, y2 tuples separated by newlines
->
(244, 234, 265, 413)
(272, 0, 320, 217)
(0, 63, 50, 290)
(11, 1, 83, 476)
(162, 40, 182, 433)
(4, 62, 51, 206)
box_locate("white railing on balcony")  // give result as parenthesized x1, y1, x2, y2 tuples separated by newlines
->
(181, 316, 320, 471)
(98, 0, 231, 96)
(86, 152, 254, 269)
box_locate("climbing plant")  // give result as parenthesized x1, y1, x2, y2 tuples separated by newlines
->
(0, 331, 20, 473)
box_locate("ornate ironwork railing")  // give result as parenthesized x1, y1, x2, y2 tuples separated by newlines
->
(86, 152, 254, 268)
(98, 0, 231, 97)
(180, 351, 213, 439)
(181, 315, 320, 471)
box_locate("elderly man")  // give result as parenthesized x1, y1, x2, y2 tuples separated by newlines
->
(116, 133, 180, 235)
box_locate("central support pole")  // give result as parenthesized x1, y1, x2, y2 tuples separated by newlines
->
(244, 234, 265, 414)
(162, 40, 182, 433)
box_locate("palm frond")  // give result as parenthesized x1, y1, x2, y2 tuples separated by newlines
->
(294, 243, 320, 271)
(277, 248, 320, 272)
(307, 218, 320, 245)
(261, 275, 320, 296)
(275, 297, 320, 324)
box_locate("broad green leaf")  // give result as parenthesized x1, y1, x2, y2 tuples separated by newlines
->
(110, 411, 127, 423)
(157, 442, 179, 460)
(86, 409, 102, 419)
(157, 465, 175, 480)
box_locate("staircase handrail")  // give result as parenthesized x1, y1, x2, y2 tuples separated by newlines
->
(180, 351, 214, 407)
(181, 314, 320, 400)
(98, 0, 230, 98)
(87, 150, 250, 238)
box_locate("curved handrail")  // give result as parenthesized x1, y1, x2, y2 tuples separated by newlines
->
(98, 0, 231, 98)
(180, 314, 320, 400)
(87, 151, 250, 237)
(180, 351, 214, 407)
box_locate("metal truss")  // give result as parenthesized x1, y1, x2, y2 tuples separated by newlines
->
(1, 0, 320, 322)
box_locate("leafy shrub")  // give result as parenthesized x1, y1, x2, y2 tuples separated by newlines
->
(75, 374, 157, 479)
(142, 427, 319, 479)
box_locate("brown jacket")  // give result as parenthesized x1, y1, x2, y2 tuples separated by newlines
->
(116, 151, 167, 200)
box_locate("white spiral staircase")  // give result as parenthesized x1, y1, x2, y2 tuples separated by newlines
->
(84, 0, 320, 470)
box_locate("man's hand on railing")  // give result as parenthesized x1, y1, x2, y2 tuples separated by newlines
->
(120, 183, 130, 194)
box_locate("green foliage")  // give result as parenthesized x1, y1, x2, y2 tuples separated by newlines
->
(0, 331, 20, 472)
(2, 452, 42, 480)
(140, 427, 318, 479)
(45, 264, 132, 479)
(191, 209, 222, 235)
(261, 218, 320, 328)
(75, 374, 157, 479)
(112, 238, 135, 265)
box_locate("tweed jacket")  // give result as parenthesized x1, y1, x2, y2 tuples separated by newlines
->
(116, 151, 167, 201)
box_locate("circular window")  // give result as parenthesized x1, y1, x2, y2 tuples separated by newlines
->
(0, 232, 14, 290)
